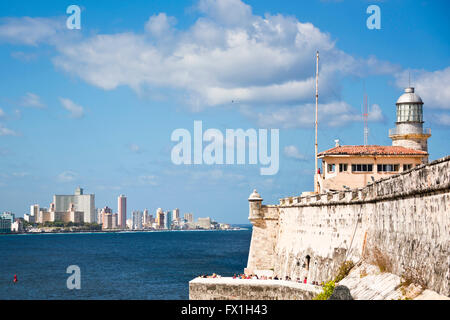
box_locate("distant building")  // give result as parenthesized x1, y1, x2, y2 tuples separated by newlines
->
(99, 206, 113, 227)
(164, 210, 172, 229)
(156, 208, 165, 229)
(30, 204, 39, 219)
(126, 218, 133, 230)
(54, 187, 95, 223)
(11, 219, 23, 233)
(132, 211, 143, 230)
(37, 203, 84, 224)
(118, 195, 127, 229)
(24, 213, 35, 223)
(112, 213, 118, 229)
(0, 212, 14, 233)
(173, 208, 180, 222)
(143, 209, 150, 227)
(197, 217, 212, 229)
(184, 213, 194, 223)
(103, 213, 113, 230)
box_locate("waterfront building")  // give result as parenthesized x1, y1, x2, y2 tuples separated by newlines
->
(164, 210, 172, 229)
(112, 213, 118, 229)
(37, 203, 84, 224)
(156, 208, 165, 229)
(197, 217, 212, 229)
(184, 213, 194, 224)
(143, 209, 150, 227)
(118, 194, 127, 229)
(316, 87, 430, 192)
(99, 206, 112, 227)
(126, 218, 133, 230)
(173, 208, 180, 222)
(11, 219, 23, 232)
(24, 213, 35, 223)
(54, 187, 95, 223)
(0, 214, 13, 233)
(30, 204, 39, 217)
(132, 211, 143, 230)
(102, 213, 113, 230)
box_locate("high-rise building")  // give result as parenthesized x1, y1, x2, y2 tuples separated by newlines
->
(173, 208, 180, 222)
(99, 206, 112, 226)
(164, 211, 172, 229)
(132, 211, 143, 230)
(118, 195, 127, 229)
(143, 209, 149, 227)
(156, 208, 164, 229)
(54, 187, 95, 223)
(30, 204, 39, 217)
(184, 213, 194, 223)
(0, 212, 14, 233)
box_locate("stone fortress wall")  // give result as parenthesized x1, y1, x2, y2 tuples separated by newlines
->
(246, 156, 450, 296)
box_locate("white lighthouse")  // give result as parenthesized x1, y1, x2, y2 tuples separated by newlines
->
(389, 87, 431, 163)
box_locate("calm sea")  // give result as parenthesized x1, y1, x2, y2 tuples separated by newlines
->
(0, 228, 252, 300)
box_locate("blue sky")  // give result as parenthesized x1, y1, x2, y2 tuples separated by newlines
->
(0, 0, 449, 223)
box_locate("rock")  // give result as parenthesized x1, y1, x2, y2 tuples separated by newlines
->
(328, 285, 353, 300)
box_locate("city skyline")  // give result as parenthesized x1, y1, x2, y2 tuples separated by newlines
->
(0, 0, 449, 224)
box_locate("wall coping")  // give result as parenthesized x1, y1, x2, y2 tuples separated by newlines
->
(189, 277, 322, 293)
(276, 155, 450, 208)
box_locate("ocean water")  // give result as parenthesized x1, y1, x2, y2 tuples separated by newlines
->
(0, 228, 252, 300)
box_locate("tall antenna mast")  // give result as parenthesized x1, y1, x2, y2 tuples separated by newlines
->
(315, 51, 319, 192)
(363, 91, 369, 145)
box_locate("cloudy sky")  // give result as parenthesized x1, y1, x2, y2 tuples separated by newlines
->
(0, 0, 449, 223)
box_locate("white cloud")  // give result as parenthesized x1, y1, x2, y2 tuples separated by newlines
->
(429, 113, 450, 126)
(396, 67, 450, 110)
(0, 124, 18, 136)
(57, 171, 77, 182)
(1, 0, 398, 126)
(246, 101, 384, 129)
(0, 108, 5, 118)
(20, 92, 45, 108)
(138, 175, 158, 186)
(284, 145, 307, 160)
(60, 98, 85, 118)
(49, 0, 397, 113)
(0, 17, 64, 46)
(145, 13, 177, 37)
(129, 143, 142, 153)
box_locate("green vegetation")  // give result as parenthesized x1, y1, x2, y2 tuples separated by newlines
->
(313, 281, 335, 300)
(334, 261, 355, 283)
(312, 260, 355, 300)
(37, 222, 102, 231)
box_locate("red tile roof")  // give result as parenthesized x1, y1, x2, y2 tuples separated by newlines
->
(318, 145, 428, 157)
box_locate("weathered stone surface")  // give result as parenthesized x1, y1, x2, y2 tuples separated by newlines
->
(189, 278, 321, 300)
(328, 286, 353, 300)
(246, 156, 450, 297)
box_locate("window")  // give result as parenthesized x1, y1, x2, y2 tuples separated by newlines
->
(377, 164, 399, 172)
(351, 164, 373, 172)
(339, 164, 348, 172)
(397, 104, 423, 122)
(403, 164, 413, 171)
(327, 164, 335, 173)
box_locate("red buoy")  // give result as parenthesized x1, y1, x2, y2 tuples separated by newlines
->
(13, 274, 18, 283)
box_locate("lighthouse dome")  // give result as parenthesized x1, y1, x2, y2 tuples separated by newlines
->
(396, 87, 423, 104)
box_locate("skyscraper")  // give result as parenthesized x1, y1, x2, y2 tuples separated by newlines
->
(156, 208, 164, 229)
(132, 211, 143, 230)
(54, 187, 95, 223)
(118, 194, 127, 229)
(164, 210, 172, 229)
(173, 208, 180, 222)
